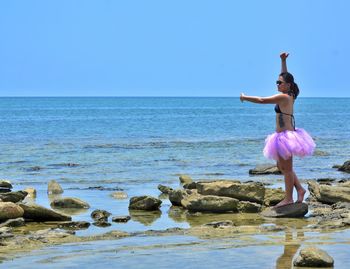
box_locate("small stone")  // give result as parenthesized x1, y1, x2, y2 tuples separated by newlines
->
(179, 175, 193, 184)
(112, 216, 131, 223)
(293, 247, 334, 267)
(47, 180, 64, 194)
(58, 221, 91, 230)
(110, 191, 128, 199)
(157, 184, 173, 194)
(91, 209, 111, 222)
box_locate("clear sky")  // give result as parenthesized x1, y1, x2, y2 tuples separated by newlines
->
(0, 0, 349, 97)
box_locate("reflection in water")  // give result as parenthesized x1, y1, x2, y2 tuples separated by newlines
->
(275, 231, 304, 269)
(52, 207, 89, 216)
(129, 210, 161, 225)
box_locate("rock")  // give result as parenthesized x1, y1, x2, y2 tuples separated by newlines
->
(47, 180, 64, 194)
(308, 180, 350, 204)
(196, 180, 265, 204)
(91, 209, 111, 222)
(179, 175, 193, 184)
(264, 188, 285, 206)
(0, 191, 28, 203)
(112, 216, 131, 223)
(129, 196, 162, 210)
(157, 184, 174, 194)
(19, 203, 71, 221)
(110, 191, 128, 199)
(338, 160, 350, 173)
(181, 193, 239, 213)
(23, 187, 37, 198)
(58, 221, 91, 230)
(204, 220, 234, 228)
(93, 221, 111, 227)
(0, 217, 25, 228)
(261, 202, 308, 218)
(249, 164, 281, 175)
(237, 201, 262, 213)
(0, 180, 12, 189)
(168, 189, 189, 206)
(183, 182, 197, 189)
(332, 164, 342, 169)
(50, 197, 90, 209)
(313, 150, 330, 156)
(293, 247, 334, 267)
(0, 202, 24, 221)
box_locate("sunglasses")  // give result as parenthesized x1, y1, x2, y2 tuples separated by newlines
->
(276, 80, 285, 85)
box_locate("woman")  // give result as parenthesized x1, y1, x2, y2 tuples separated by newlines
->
(240, 52, 315, 208)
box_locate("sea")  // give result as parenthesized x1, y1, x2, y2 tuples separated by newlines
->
(1, 97, 350, 268)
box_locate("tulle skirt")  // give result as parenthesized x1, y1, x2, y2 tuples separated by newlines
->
(263, 128, 316, 161)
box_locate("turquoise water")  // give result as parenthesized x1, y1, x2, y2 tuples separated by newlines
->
(1, 97, 350, 267)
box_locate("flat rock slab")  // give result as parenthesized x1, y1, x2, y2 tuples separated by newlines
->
(261, 202, 308, 218)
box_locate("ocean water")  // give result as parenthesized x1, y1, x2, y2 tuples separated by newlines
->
(1, 97, 350, 267)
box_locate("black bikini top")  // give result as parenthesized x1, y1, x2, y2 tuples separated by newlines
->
(274, 91, 296, 130)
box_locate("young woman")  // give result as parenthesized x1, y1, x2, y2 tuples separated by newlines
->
(240, 53, 316, 208)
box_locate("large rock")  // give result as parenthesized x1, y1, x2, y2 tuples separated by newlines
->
(47, 180, 64, 194)
(293, 247, 334, 267)
(0, 180, 13, 189)
(261, 202, 308, 218)
(196, 180, 265, 204)
(264, 187, 285, 206)
(0, 202, 24, 221)
(169, 189, 189, 206)
(179, 175, 193, 184)
(338, 160, 350, 173)
(19, 203, 71, 221)
(249, 164, 281, 175)
(308, 180, 350, 204)
(237, 201, 262, 213)
(129, 196, 162, 210)
(0, 191, 28, 203)
(50, 197, 90, 209)
(181, 193, 239, 213)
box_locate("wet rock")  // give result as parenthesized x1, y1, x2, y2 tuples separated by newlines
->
(183, 182, 197, 189)
(308, 180, 350, 204)
(58, 221, 91, 230)
(0, 180, 12, 189)
(249, 164, 281, 175)
(112, 216, 131, 223)
(204, 220, 234, 228)
(338, 160, 350, 173)
(196, 180, 265, 204)
(261, 203, 308, 218)
(0, 217, 25, 228)
(91, 209, 111, 222)
(313, 150, 330, 156)
(50, 197, 90, 209)
(129, 196, 162, 211)
(263, 187, 285, 206)
(0, 227, 14, 239)
(19, 203, 71, 221)
(110, 191, 128, 199)
(181, 193, 239, 213)
(168, 189, 189, 206)
(237, 201, 262, 213)
(157, 184, 174, 194)
(0, 191, 28, 203)
(179, 175, 193, 184)
(293, 247, 334, 267)
(0, 202, 24, 221)
(47, 180, 64, 194)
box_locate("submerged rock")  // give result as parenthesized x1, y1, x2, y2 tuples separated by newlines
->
(129, 196, 162, 211)
(0, 202, 24, 221)
(47, 180, 64, 194)
(249, 164, 281, 175)
(112, 216, 131, 223)
(261, 203, 308, 218)
(293, 247, 334, 267)
(338, 160, 350, 173)
(50, 197, 90, 209)
(19, 203, 71, 221)
(110, 191, 128, 199)
(58, 221, 91, 230)
(196, 180, 265, 204)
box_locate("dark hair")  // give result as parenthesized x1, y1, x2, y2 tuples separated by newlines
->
(279, 72, 299, 99)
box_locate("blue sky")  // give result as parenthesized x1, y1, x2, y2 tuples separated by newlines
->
(0, 0, 349, 97)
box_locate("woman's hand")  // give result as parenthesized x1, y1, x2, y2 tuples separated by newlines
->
(280, 52, 289, 60)
(240, 93, 245, 102)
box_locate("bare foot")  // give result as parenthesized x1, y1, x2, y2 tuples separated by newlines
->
(273, 199, 294, 209)
(296, 188, 306, 203)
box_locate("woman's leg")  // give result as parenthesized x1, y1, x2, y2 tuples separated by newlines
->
(293, 171, 306, 203)
(275, 156, 294, 207)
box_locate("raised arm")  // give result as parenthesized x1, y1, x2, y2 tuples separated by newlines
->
(280, 52, 289, 73)
(240, 93, 288, 104)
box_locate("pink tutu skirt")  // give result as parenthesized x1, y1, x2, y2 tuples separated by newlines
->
(263, 128, 316, 161)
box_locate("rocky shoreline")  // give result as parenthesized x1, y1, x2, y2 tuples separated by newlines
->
(1, 160, 350, 266)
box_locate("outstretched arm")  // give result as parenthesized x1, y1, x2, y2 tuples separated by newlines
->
(240, 93, 288, 104)
(280, 52, 289, 73)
